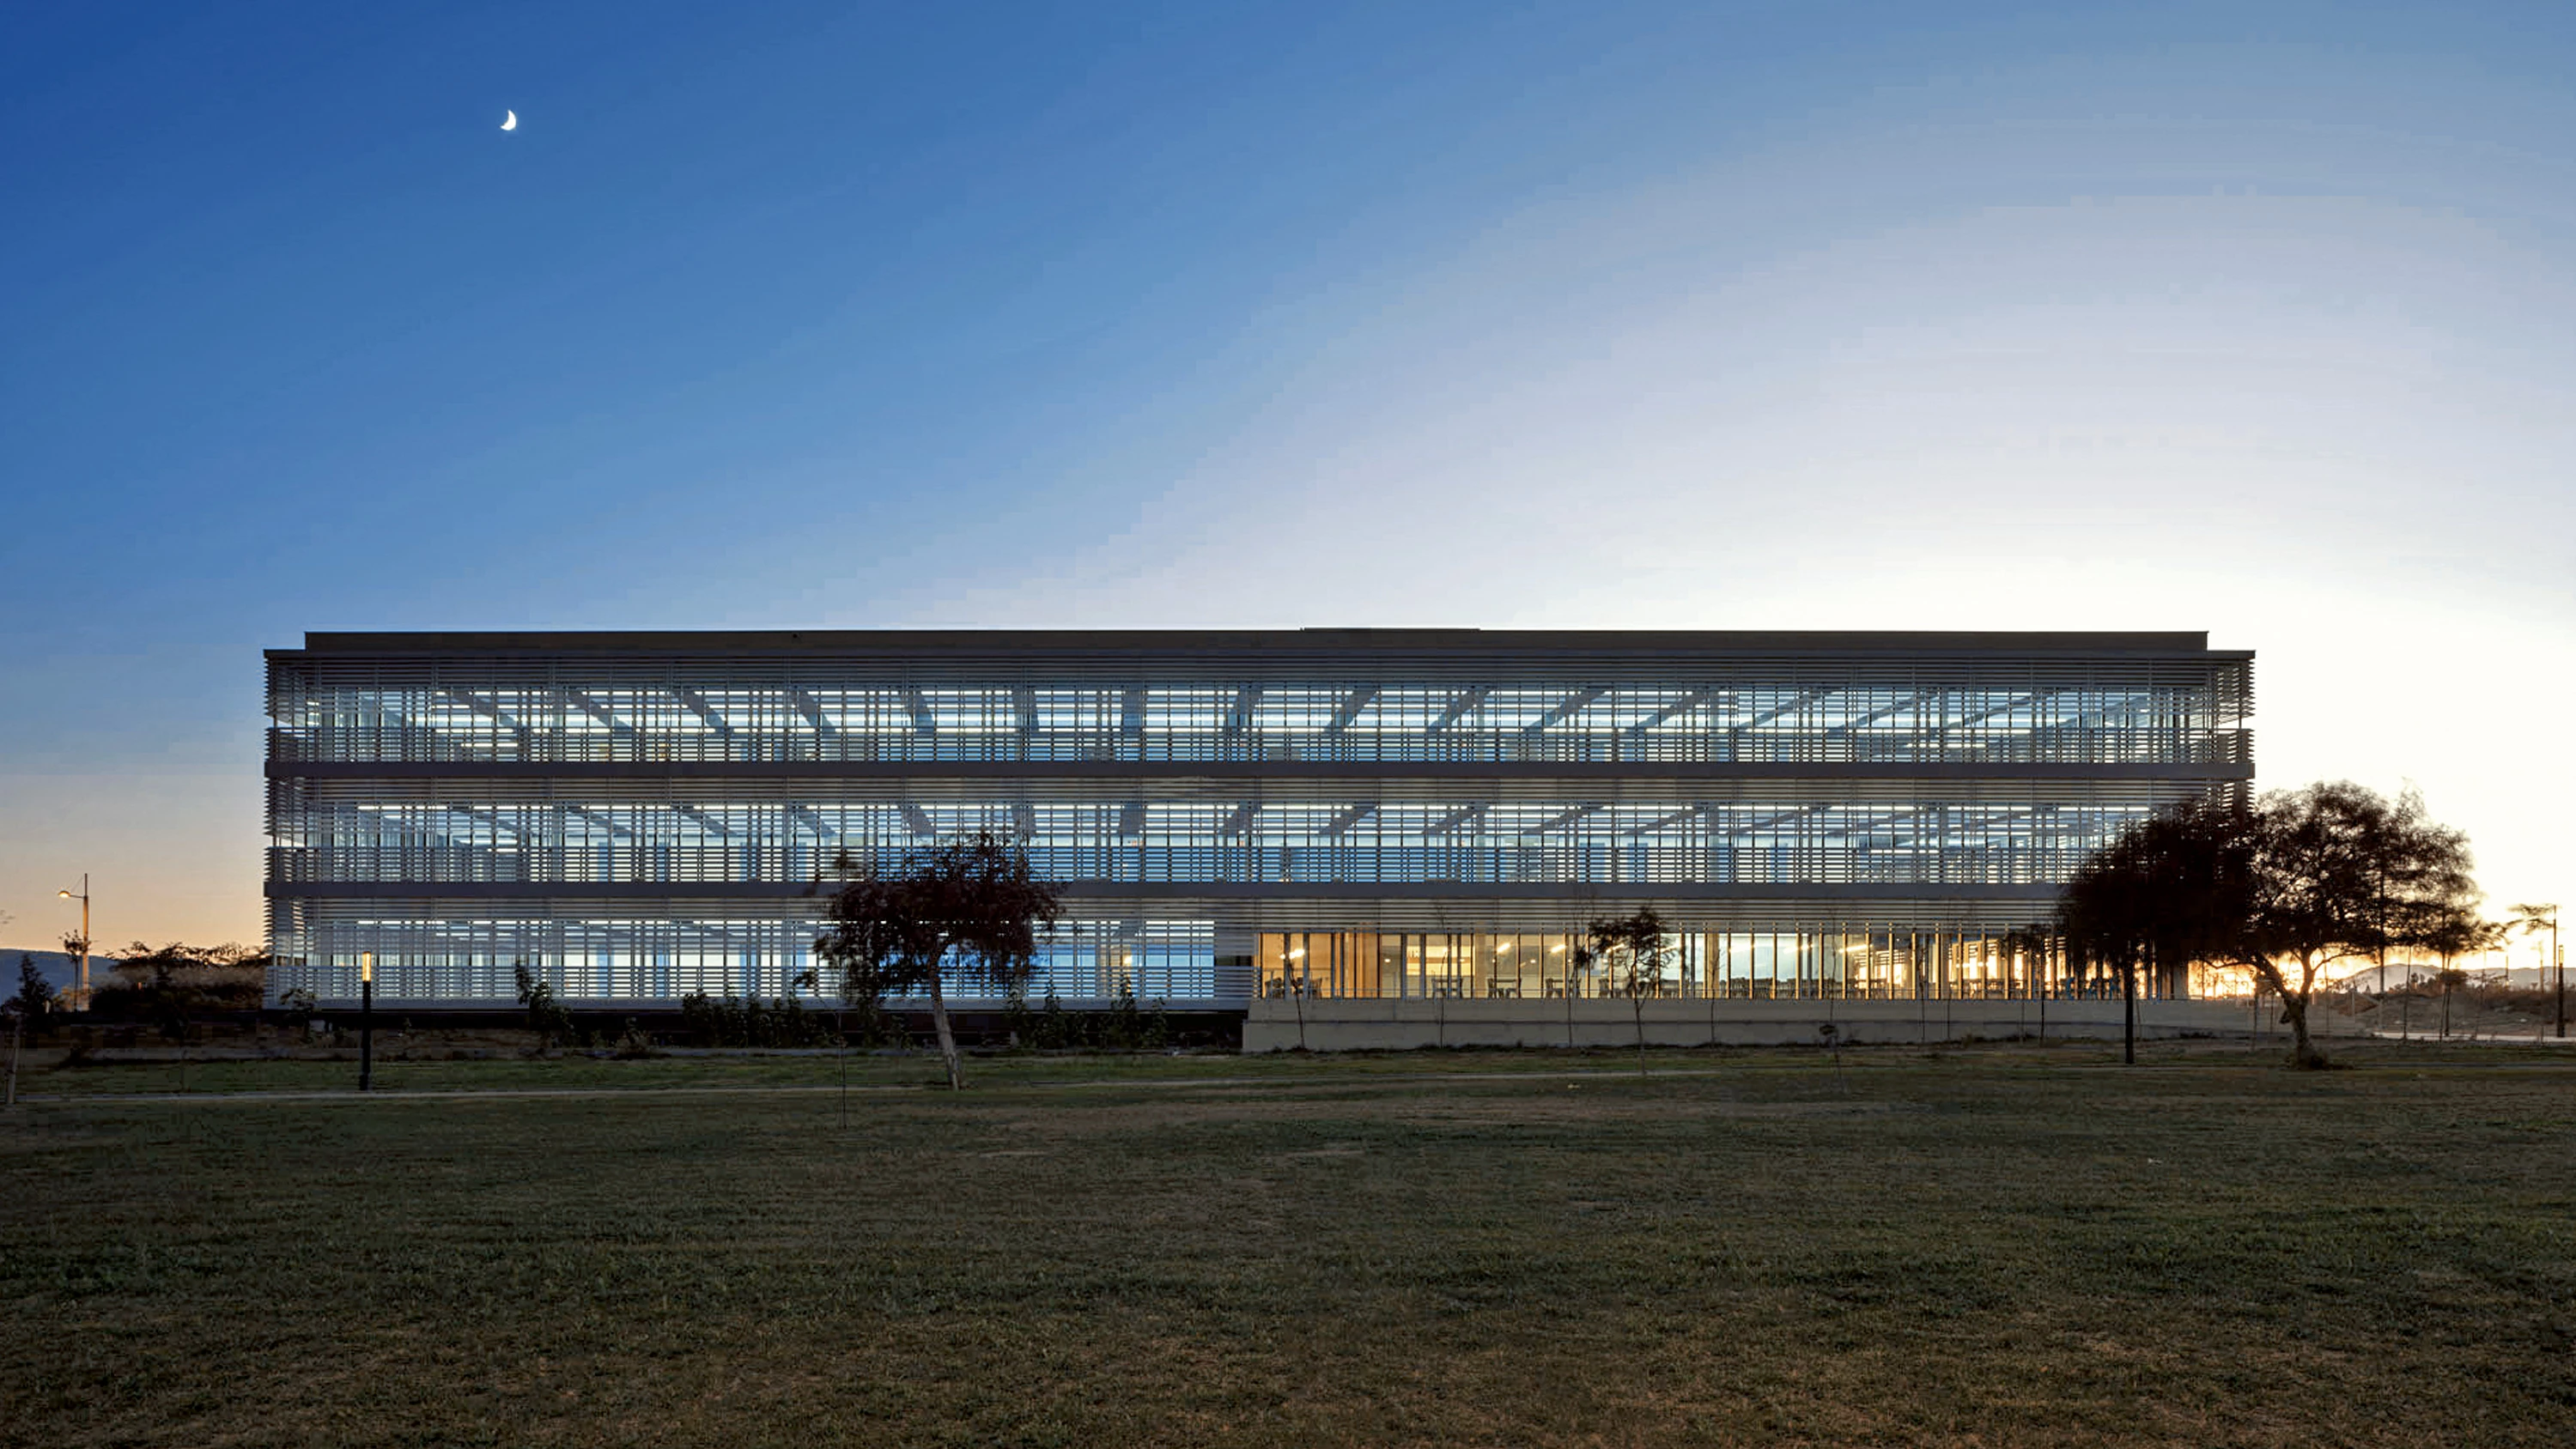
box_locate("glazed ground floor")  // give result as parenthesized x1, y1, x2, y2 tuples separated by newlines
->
(270, 888, 2183, 1009)
(1255, 925, 2186, 1003)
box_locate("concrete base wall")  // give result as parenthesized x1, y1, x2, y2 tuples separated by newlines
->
(1242, 996, 2254, 1052)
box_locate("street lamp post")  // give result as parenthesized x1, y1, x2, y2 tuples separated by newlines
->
(56, 875, 90, 1010)
(358, 952, 374, 1092)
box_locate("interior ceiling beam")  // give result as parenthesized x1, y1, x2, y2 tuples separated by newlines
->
(441, 803, 521, 839)
(1736, 688, 1829, 731)
(670, 687, 733, 737)
(1321, 803, 1376, 837)
(1424, 803, 1487, 835)
(562, 803, 634, 840)
(1623, 806, 1700, 837)
(559, 688, 632, 733)
(1824, 693, 1923, 738)
(1428, 685, 1490, 732)
(1526, 803, 1602, 834)
(440, 688, 528, 734)
(2038, 694, 2153, 732)
(1824, 808, 1922, 840)
(1625, 687, 1717, 736)
(672, 803, 732, 839)
(1945, 691, 2039, 730)
(786, 687, 838, 738)
(1222, 685, 1261, 737)
(1711, 803, 1833, 838)
(1323, 685, 1377, 734)
(1524, 686, 1607, 735)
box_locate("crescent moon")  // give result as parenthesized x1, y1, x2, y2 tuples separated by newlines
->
(501, 110, 518, 131)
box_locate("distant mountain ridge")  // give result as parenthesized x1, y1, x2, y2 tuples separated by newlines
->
(3, 948, 126, 992)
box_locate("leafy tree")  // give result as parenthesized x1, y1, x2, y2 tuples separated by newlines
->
(815, 830, 1063, 1090)
(1582, 907, 1674, 1068)
(58, 931, 88, 997)
(2058, 783, 2482, 1070)
(2433, 967, 2470, 1038)
(2231, 783, 2481, 1069)
(2057, 797, 2251, 1064)
(513, 961, 574, 1047)
(2501, 902, 2557, 953)
(2423, 914, 2504, 967)
(1003, 981, 1036, 1048)
(1104, 979, 1139, 1050)
(11, 955, 58, 1028)
(2502, 902, 2561, 1036)
(86, 942, 268, 1030)
(276, 985, 319, 1038)
(1030, 986, 1075, 1050)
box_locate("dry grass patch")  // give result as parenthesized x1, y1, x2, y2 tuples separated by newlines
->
(3, 1049, 2573, 1446)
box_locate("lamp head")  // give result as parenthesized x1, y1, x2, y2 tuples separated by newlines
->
(58, 889, 72, 898)
(360, 952, 374, 984)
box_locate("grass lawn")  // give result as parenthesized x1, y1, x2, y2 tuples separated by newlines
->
(3, 1044, 2573, 1446)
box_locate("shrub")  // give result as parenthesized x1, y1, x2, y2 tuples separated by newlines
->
(85, 943, 266, 1026)
(9, 955, 58, 1040)
(513, 963, 575, 1047)
(677, 991, 841, 1047)
(1031, 987, 1076, 1050)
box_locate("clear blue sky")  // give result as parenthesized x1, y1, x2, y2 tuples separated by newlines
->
(5, 2, 2574, 949)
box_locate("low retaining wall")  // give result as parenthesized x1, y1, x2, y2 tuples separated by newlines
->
(1242, 996, 2255, 1052)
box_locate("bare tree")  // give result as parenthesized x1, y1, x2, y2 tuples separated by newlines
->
(1560, 881, 1601, 1048)
(815, 830, 1062, 1090)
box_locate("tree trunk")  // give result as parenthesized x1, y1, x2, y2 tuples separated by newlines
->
(927, 971, 963, 1090)
(2280, 988, 2327, 1070)
(2121, 961, 2136, 1065)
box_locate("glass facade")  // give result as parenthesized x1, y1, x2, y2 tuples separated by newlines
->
(1260, 929, 2090, 1001)
(264, 629, 2251, 1006)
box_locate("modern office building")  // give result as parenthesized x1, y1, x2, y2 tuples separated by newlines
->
(264, 629, 2251, 1010)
